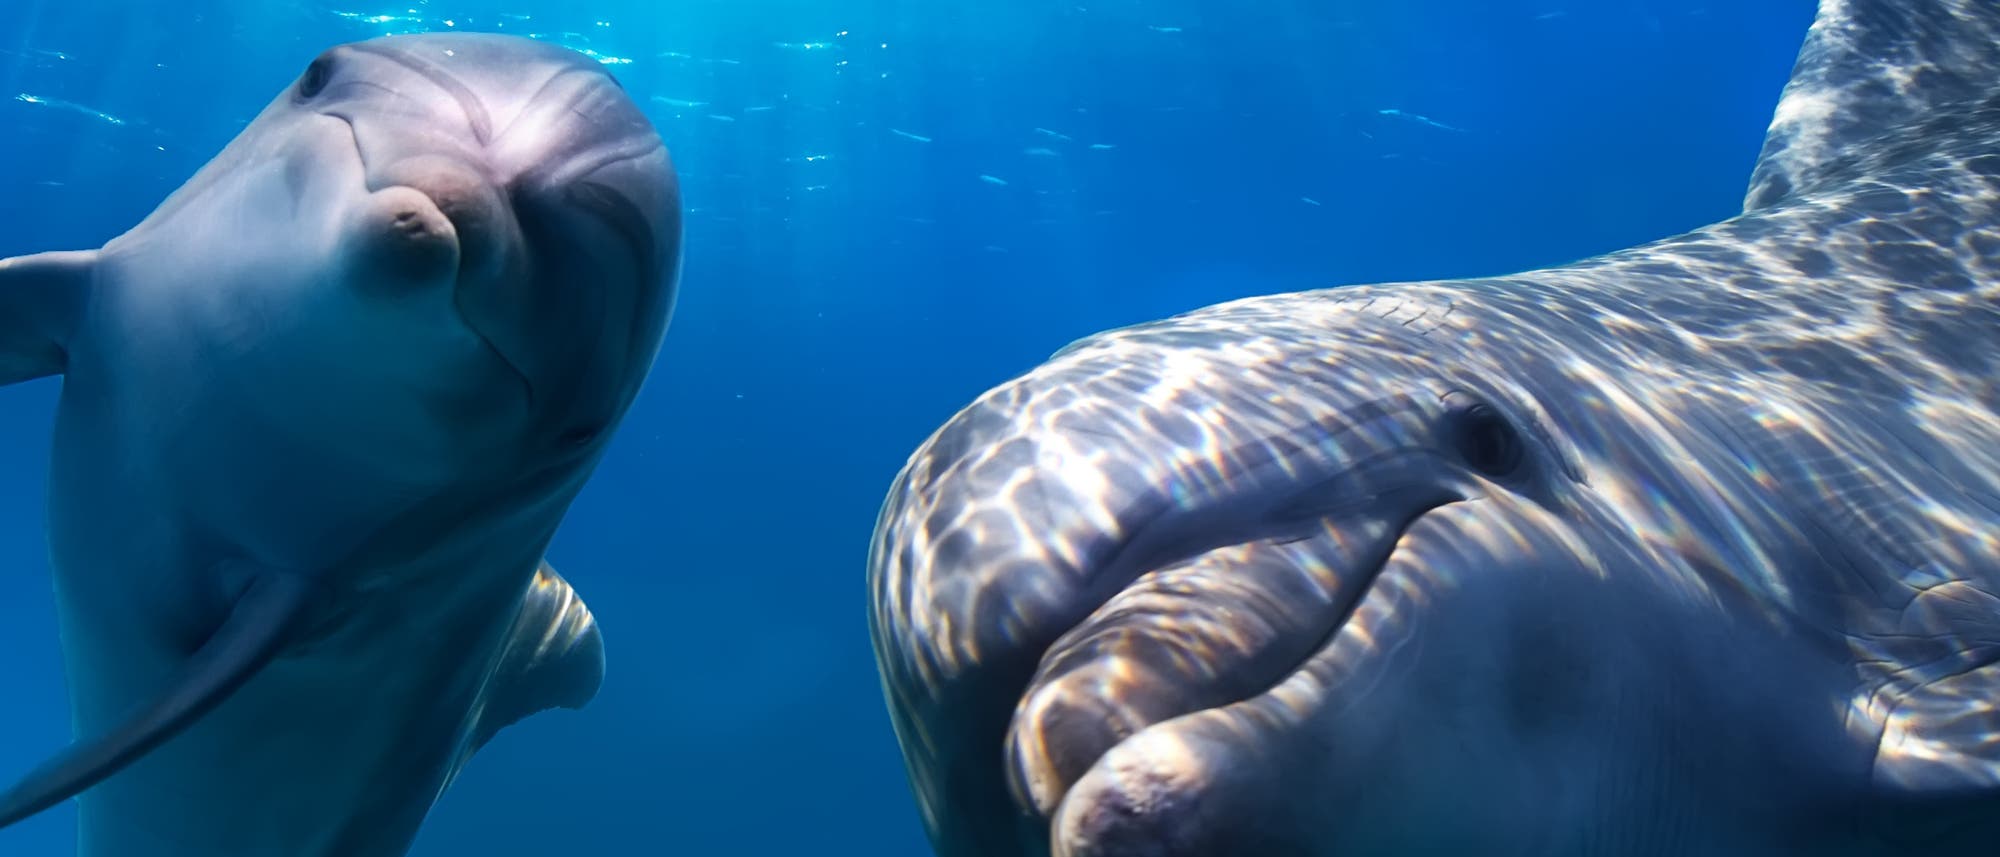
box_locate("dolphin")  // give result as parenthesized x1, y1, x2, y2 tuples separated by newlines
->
(0, 31, 678, 856)
(867, 1, 2000, 854)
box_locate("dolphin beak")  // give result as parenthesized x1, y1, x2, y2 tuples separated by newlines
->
(1001, 477, 1455, 815)
(349, 150, 537, 405)
(870, 365, 1466, 852)
(353, 152, 518, 287)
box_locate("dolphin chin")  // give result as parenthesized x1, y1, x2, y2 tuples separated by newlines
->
(869, 2, 2000, 855)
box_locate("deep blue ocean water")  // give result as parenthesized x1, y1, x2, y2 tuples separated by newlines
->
(0, 1, 1815, 853)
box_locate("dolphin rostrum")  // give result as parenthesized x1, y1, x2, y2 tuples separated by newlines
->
(868, 1, 2000, 854)
(0, 31, 679, 856)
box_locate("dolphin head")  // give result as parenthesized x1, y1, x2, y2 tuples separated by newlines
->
(105, 32, 679, 490)
(302, 32, 680, 453)
(0, 32, 681, 843)
(869, 278, 1882, 856)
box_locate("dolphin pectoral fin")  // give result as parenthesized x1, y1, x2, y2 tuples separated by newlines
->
(445, 561, 604, 785)
(474, 562, 606, 749)
(0, 250, 96, 385)
(0, 569, 315, 830)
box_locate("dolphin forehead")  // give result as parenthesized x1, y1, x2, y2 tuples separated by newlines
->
(337, 33, 621, 140)
(318, 33, 662, 190)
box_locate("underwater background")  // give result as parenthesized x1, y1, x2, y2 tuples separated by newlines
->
(0, 0, 1815, 854)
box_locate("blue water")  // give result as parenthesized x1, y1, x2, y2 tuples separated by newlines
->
(0, 0, 1814, 853)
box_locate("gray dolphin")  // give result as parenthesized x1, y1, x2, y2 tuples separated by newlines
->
(867, 1, 2000, 854)
(0, 32, 678, 856)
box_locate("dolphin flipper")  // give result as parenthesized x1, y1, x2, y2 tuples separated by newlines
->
(0, 569, 316, 830)
(0, 250, 96, 385)
(444, 562, 605, 788)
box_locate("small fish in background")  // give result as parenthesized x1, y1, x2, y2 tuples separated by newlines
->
(890, 128, 933, 143)
(652, 95, 709, 109)
(1089, 143, 1116, 150)
(13, 93, 128, 126)
(1023, 147, 1059, 157)
(1300, 197, 1322, 206)
(0, 46, 73, 61)
(1148, 25, 1183, 33)
(979, 174, 1009, 186)
(1034, 127, 1073, 142)
(658, 50, 744, 65)
(1377, 107, 1468, 133)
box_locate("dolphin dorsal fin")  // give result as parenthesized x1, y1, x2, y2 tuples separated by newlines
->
(445, 562, 605, 786)
(1744, 1, 2000, 211)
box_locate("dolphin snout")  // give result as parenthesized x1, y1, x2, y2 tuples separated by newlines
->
(345, 186, 459, 291)
(370, 154, 521, 291)
(872, 358, 1471, 852)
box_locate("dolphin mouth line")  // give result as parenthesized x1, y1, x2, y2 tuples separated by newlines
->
(1171, 488, 1458, 697)
(1276, 492, 1459, 678)
(1015, 487, 1461, 814)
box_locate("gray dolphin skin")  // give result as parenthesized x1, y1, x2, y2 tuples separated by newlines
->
(867, 2, 2000, 855)
(0, 32, 678, 856)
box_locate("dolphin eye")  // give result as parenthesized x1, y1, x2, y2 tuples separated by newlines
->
(297, 54, 335, 99)
(1451, 402, 1524, 477)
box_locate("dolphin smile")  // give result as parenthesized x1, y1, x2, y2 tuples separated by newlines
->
(870, 351, 1521, 846)
(1004, 477, 1461, 816)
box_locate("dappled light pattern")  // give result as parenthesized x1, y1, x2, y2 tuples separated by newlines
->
(1746, 0, 2000, 210)
(868, 1, 2000, 854)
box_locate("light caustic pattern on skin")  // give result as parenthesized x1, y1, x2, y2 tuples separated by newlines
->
(868, 1, 2000, 855)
